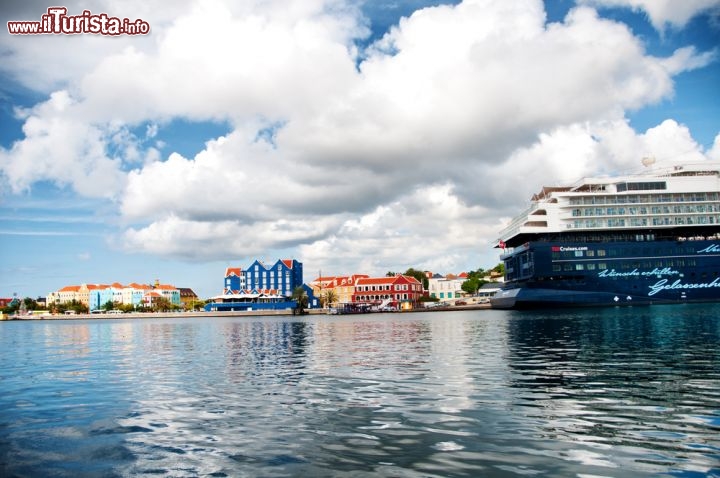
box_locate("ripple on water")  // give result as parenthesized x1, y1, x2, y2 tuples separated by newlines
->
(0, 310, 719, 477)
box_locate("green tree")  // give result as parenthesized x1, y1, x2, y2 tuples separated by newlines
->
(321, 289, 338, 308)
(62, 299, 88, 314)
(460, 264, 504, 295)
(152, 297, 172, 312)
(118, 303, 136, 313)
(292, 287, 308, 315)
(101, 300, 115, 311)
(404, 268, 429, 289)
(23, 297, 38, 311)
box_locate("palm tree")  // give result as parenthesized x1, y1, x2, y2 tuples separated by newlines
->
(322, 289, 338, 308)
(291, 287, 308, 315)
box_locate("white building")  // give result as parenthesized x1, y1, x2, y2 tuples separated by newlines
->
(428, 274, 468, 302)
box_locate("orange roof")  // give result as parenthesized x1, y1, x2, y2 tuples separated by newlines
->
(225, 267, 242, 277)
(59, 285, 80, 292)
(126, 282, 142, 289)
(281, 259, 294, 269)
(86, 284, 110, 290)
(334, 275, 369, 286)
(154, 284, 177, 290)
(356, 277, 397, 286)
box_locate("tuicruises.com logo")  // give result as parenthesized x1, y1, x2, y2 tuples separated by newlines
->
(7, 7, 150, 35)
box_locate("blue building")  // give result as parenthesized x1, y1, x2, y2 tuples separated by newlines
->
(208, 259, 317, 312)
(243, 259, 303, 296)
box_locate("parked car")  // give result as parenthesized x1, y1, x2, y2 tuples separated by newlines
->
(455, 301, 467, 306)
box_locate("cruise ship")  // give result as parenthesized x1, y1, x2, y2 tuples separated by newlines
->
(491, 161, 720, 309)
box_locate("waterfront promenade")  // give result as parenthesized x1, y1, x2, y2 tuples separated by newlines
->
(4, 303, 490, 321)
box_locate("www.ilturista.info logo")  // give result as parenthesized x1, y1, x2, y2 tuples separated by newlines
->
(7, 7, 150, 35)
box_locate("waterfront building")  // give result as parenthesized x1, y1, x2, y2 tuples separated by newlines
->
(48, 282, 181, 310)
(220, 259, 303, 296)
(0, 298, 14, 308)
(178, 288, 200, 310)
(207, 259, 315, 311)
(310, 274, 369, 306)
(122, 283, 152, 307)
(223, 268, 245, 293)
(428, 273, 468, 302)
(243, 259, 303, 297)
(152, 280, 181, 306)
(352, 275, 424, 310)
(477, 282, 502, 302)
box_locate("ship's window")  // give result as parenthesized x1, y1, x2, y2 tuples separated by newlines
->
(586, 250, 595, 257)
(575, 264, 584, 270)
(564, 264, 573, 271)
(575, 250, 584, 257)
(598, 263, 607, 270)
(597, 249, 606, 257)
(553, 265, 561, 272)
(617, 181, 667, 192)
(552, 252, 560, 260)
(586, 263, 596, 270)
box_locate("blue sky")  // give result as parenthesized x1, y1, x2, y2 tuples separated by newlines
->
(1, 0, 719, 299)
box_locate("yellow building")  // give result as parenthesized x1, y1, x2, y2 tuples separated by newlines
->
(310, 274, 369, 306)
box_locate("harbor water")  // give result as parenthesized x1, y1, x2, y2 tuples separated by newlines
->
(1, 305, 719, 477)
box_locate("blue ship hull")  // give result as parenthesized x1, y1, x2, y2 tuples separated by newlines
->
(491, 239, 720, 309)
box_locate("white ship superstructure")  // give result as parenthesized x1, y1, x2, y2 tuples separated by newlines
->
(497, 162, 720, 248)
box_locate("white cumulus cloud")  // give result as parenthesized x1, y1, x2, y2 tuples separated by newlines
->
(579, 0, 720, 31)
(1, 0, 718, 276)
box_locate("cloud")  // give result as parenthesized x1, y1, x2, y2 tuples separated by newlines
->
(660, 46, 717, 75)
(0, 91, 127, 197)
(0, 0, 193, 91)
(709, 133, 720, 161)
(1, 0, 718, 275)
(578, 0, 720, 31)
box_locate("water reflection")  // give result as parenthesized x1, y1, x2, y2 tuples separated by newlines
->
(0, 310, 718, 477)
(505, 304, 720, 476)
